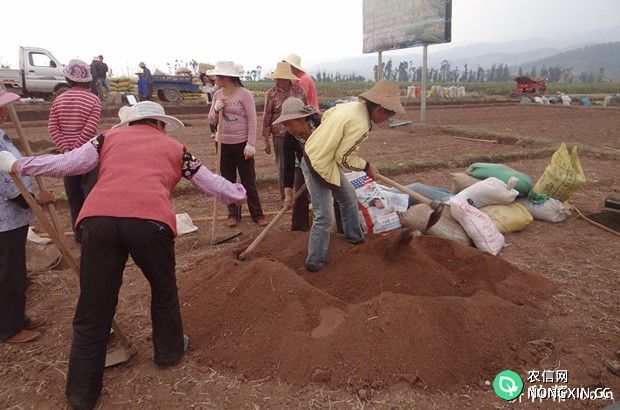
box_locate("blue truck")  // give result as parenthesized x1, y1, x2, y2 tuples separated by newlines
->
(153, 75, 200, 102)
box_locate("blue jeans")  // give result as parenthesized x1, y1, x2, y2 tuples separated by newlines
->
(301, 158, 364, 270)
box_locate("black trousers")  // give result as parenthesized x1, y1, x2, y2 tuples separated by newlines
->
(63, 167, 98, 239)
(0, 225, 28, 341)
(66, 217, 184, 407)
(291, 167, 310, 231)
(219, 142, 264, 221)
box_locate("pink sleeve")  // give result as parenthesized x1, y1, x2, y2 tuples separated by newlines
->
(304, 77, 320, 111)
(208, 89, 222, 125)
(77, 100, 101, 146)
(188, 166, 247, 205)
(18, 139, 100, 177)
(242, 90, 257, 146)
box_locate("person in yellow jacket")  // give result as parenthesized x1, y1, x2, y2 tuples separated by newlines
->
(301, 80, 404, 271)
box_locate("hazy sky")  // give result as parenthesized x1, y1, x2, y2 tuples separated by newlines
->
(1, 0, 618, 76)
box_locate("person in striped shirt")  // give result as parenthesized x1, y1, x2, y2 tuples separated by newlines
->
(48, 59, 101, 242)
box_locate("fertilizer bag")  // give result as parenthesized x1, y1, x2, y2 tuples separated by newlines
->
(480, 203, 533, 233)
(466, 163, 533, 196)
(447, 198, 505, 255)
(516, 197, 570, 223)
(450, 172, 481, 193)
(452, 177, 519, 208)
(532, 143, 586, 202)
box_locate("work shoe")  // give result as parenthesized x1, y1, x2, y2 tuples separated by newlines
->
(25, 317, 46, 330)
(227, 216, 238, 227)
(254, 217, 268, 226)
(4, 329, 40, 343)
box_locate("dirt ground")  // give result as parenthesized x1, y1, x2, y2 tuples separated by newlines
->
(0, 103, 618, 409)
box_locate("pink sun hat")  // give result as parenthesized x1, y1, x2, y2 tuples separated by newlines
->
(0, 88, 20, 108)
(63, 59, 92, 83)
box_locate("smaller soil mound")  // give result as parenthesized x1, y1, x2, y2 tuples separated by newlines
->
(180, 231, 555, 392)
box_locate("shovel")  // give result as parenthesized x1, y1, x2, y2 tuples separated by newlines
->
(236, 184, 307, 261)
(374, 173, 472, 245)
(210, 110, 242, 245)
(9, 174, 136, 367)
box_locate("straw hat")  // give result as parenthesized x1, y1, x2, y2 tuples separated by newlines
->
(112, 101, 184, 132)
(198, 63, 215, 75)
(63, 59, 92, 83)
(206, 61, 245, 77)
(0, 88, 20, 108)
(358, 80, 405, 114)
(282, 53, 303, 71)
(267, 62, 298, 81)
(273, 97, 317, 125)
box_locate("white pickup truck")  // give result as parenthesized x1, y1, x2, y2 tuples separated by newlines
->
(0, 47, 71, 100)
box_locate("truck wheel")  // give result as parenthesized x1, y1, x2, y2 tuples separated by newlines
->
(157, 90, 166, 101)
(160, 88, 182, 103)
(54, 86, 70, 97)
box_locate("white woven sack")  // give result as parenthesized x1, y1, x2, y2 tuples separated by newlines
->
(451, 176, 519, 208)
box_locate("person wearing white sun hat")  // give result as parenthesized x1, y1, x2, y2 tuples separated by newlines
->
(0, 100, 246, 408)
(207, 61, 268, 227)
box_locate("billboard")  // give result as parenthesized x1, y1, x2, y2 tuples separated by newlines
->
(363, 0, 452, 53)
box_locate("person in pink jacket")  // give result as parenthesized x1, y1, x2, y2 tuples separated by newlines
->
(0, 101, 246, 409)
(207, 61, 267, 227)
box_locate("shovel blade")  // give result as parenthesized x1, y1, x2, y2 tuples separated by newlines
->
(105, 345, 137, 368)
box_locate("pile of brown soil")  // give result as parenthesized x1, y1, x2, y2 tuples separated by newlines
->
(180, 232, 555, 392)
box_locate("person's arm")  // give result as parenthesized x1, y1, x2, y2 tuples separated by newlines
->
(47, 103, 63, 148)
(180, 149, 246, 205)
(16, 135, 102, 177)
(207, 90, 221, 125)
(242, 90, 257, 147)
(262, 90, 273, 139)
(77, 99, 101, 147)
(334, 119, 369, 173)
(307, 80, 320, 111)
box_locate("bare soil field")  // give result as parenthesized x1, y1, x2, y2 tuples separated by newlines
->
(0, 104, 618, 409)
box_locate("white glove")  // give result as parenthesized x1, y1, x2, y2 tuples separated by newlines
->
(243, 144, 256, 159)
(0, 151, 18, 173)
(214, 99, 225, 112)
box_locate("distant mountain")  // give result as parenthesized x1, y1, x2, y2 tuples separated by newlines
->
(516, 42, 620, 81)
(306, 27, 620, 81)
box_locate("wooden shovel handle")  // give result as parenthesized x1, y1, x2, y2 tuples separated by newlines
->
(374, 174, 433, 205)
(210, 110, 224, 244)
(238, 184, 307, 260)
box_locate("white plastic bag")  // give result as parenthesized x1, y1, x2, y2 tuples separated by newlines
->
(448, 198, 505, 255)
(451, 177, 520, 208)
(516, 197, 570, 223)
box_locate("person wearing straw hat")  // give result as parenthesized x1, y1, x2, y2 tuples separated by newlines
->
(262, 62, 308, 201)
(301, 80, 405, 272)
(49, 59, 102, 243)
(0, 100, 246, 408)
(0, 89, 53, 344)
(282, 53, 319, 111)
(208, 61, 268, 227)
(272, 96, 321, 231)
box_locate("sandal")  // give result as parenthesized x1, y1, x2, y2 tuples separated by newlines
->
(227, 216, 238, 227)
(4, 329, 40, 344)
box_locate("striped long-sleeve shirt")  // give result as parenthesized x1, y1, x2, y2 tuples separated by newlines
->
(48, 87, 101, 153)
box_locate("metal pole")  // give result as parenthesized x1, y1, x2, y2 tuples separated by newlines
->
(421, 45, 428, 124)
(377, 51, 383, 81)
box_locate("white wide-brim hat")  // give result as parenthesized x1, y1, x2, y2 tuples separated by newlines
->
(206, 61, 244, 77)
(282, 53, 303, 71)
(112, 101, 184, 132)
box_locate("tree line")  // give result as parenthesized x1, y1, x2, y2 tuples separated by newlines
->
(311, 59, 607, 84)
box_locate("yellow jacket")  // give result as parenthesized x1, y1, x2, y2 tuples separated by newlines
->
(304, 102, 371, 186)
